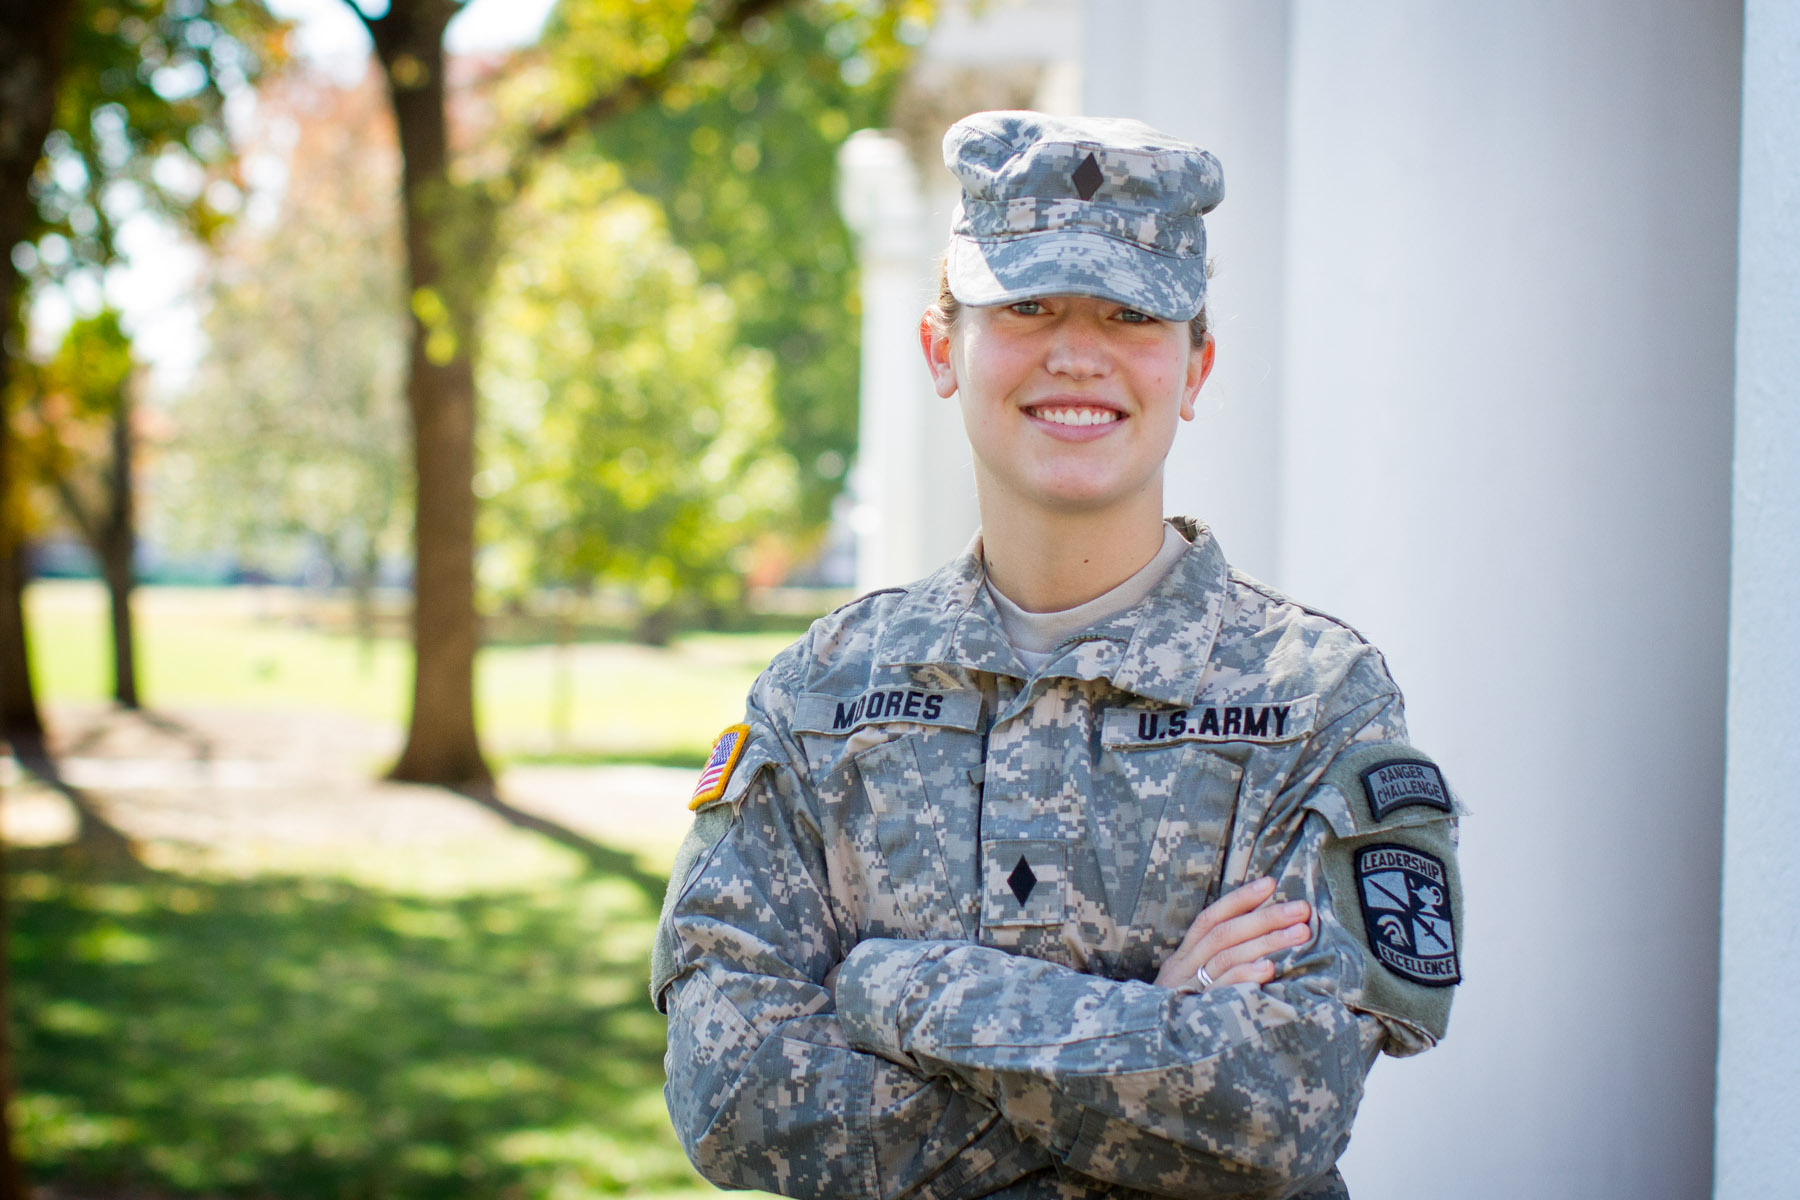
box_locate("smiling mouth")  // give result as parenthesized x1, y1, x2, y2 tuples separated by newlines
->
(1027, 405, 1121, 427)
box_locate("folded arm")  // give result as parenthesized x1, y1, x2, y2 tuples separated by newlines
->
(656, 751, 1055, 1200)
(833, 814, 1377, 1197)
(656, 669, 1459, 1199)
(831, 687, 1460, 1198)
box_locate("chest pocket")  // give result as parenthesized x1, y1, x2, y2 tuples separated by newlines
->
(853, 733, 978, 941)
(1095, 739, 1245, 958)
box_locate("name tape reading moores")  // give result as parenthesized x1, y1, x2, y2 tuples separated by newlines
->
(793, 688, 983, 735)
(1354, 843, 1460, 987)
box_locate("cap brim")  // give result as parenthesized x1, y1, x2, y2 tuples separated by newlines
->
(945, 231, 1205, 322)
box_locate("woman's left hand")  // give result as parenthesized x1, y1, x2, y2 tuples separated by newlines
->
(1153, 875, 1314, 992)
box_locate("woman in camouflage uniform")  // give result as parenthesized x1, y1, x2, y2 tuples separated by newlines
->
(653, 111, 1463, 1199)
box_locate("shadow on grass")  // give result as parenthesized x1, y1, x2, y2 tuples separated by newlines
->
(8, 857, 704, 1199)
(446, 783, 669, 906)
(496, 748, 708, 772)
(10, 748, 143, 870)
(60, 708, 216, 767)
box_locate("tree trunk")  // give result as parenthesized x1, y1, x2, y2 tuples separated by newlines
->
(351, 535, 378, 675)
(362, 0, 491, 787)
(0, 0, 74, 762)
(552, 602, 572, 751)
(2, 2, 76, 1190)
(0, 383, 39, 749)
(0, 538, 38, 754)
(100, 550, 136, 709)
(101, 381, 137, 708)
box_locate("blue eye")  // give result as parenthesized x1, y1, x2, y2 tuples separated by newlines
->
(1117, 308, 1153, 324)
(1010, 300, 1045, 315)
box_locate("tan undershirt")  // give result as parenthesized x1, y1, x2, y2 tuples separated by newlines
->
(983, 522, 1191, 675)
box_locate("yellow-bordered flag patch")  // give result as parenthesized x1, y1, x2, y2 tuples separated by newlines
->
(690, 724, 751, 809)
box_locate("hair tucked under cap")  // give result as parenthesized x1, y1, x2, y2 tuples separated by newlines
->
(942, 110, 1224, 322)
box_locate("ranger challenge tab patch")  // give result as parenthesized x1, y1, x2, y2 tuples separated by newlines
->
(689, 724, 750, 810)
(1361, 758, 1453, 821)
(1354, 844, 1460, 987)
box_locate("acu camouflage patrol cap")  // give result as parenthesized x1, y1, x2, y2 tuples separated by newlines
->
(942, 110, 1224, 322)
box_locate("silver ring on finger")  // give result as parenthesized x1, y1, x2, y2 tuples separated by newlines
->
(1195, 962, 1216, 990)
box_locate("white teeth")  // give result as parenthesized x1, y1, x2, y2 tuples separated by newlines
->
(1034, 406, 1119, 427)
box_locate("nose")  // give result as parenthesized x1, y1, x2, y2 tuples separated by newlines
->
(1043, 315, 1110, 379)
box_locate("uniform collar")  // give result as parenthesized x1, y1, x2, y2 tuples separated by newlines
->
(874, 521, 1228, 706)
(875, 532, 1020, 678)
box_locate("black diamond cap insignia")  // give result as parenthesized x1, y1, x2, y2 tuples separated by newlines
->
(1007, 855, 1037, 905)
(1071, 152, 1103, 200)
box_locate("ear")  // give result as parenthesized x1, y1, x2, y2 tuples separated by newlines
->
(1179, 333, 1215, 422)
(920, 313, 959, 398)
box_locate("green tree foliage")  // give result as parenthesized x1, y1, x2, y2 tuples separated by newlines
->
(13, 309, 146, 706)
(511, 0, 930, 532)
(1, 0, 282, 735)
(21, 0, 283, 292)
(479, 164, 796, 625)
(5, 0, 284, 712)
(161, 70, 409, 604)
(18, 309, 132, 499)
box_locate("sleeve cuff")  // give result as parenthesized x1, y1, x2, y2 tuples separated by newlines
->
(835, 937, 958, 1061)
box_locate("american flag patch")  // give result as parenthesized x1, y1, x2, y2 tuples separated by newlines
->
(690, 724, 751, 810)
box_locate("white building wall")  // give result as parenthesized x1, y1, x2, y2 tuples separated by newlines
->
(1279, 7, 1738, 1195)
(1085, 2, 1741, 1196)
(1715, 0, 1800, 1192)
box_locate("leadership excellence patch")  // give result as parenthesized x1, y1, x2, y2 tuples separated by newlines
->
(689, 724, 751, 810)
(1354, 843, 1460, 987)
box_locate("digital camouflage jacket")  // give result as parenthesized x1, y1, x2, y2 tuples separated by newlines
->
(652, 521, 1463, 1199)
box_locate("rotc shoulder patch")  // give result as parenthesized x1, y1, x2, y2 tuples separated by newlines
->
(689, 724, 751, 810)
(1353, 843, 1460, 988)
(1361, 758, 1453, 822)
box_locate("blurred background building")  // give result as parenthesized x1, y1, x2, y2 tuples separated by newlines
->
(839, 2, 1796, 1197)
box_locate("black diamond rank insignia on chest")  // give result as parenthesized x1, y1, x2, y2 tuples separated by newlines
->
(1354, 843, 1460, 987)
(1007, 855, 1038, 904)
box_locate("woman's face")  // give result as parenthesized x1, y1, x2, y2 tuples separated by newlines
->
(920, 294, 1213, 520)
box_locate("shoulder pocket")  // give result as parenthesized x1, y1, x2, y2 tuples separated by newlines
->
(1311, 740, 1459, 836)
(651, 788, 748, 1014)
(1310, 742, 1463, 1046)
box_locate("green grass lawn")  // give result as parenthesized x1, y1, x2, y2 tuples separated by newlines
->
(12, 581, 801, 1198)
(9, 842, 770, 1199)
(26, 582, 803, 767)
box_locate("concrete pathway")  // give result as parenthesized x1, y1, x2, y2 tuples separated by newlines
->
(2, 704, 700, 875)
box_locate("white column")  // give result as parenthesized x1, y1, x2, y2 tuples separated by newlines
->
(1082, 0, 1292, 583)
(838, 131, 933, 592)
(1715, 1, 1800, 1193)
(1277, 5, 1740, 1198)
